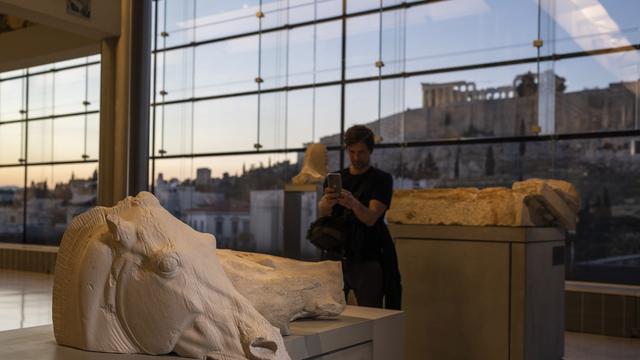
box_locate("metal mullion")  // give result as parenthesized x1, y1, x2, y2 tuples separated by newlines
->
(339, 0, 347, 170)
(0, 61, 101, 83)
(0, 159, 99, 168)
(146, 128, 640, 161)
(256, 0, 264, 151)
(149, 42, 640, 108)
(153, 0, 446, 54)
(0, 110, 100, 126)
(150, 0, 159, 193)
(21, 69, 29, 244)
(376, 0, 383, 139)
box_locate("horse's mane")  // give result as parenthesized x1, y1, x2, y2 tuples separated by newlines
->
(53, 192, 160, 343)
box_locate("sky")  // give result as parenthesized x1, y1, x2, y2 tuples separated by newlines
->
(1, 0, 639, 187)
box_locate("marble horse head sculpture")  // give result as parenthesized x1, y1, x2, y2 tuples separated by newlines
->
(53, 192, 289, 360)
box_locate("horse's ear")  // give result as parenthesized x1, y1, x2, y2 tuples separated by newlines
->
(106, 214, 136, 249)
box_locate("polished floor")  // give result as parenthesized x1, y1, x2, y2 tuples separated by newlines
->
(1, 269, 639, 359)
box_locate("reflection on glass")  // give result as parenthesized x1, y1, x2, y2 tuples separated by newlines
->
(287, 0, 341, 24)
(153, 152, 301, 254)
(288, 20, 342, 86)
(0, 123, 24, 165)
(542, 0, 640, 55)
(193, 96, 258, 153)
(0, 168, 24, 243)
(405, 0, 537, 72)
(157, 0, 195, 49)
(194, 0, 259, 42)
(0, 79, 25, 122)
(194, 36, 259, 97)
(25, 164, 97, 245)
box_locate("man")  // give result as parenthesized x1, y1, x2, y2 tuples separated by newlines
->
(318, 125, 402, 309)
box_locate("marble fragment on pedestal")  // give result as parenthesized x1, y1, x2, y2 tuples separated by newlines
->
(291, 143, 328, 185)
(387, 179, 580, 230)
(53, 192, 290, 360)
(218, 249, 346, 335)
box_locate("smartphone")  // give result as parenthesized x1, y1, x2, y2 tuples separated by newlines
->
(327, 172, 342, 195)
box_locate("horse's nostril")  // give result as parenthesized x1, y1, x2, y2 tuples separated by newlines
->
(250, 337, 278, 353)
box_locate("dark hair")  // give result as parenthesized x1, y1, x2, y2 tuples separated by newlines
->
(344, 125, 375, 153)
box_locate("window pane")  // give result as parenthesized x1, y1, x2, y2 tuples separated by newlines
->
(153, 103, 193, 157)
(259, 92, 287, 149)
(195, 36, 259, 97)
(544, 0, 640, 55)
(194, 1, 259, 42)
(27, 119, 53, 163)
(0, 123, 24, 165)
(25, 163, 97, 245)
(50, 114, 100, 162)
(404, 63, 538, 141)
(346, 13, 380, 79)
(156, 48, 195, 102)
(28, 73, 54, 118)
(405, 0, 537, 72)
(0, 167, 24, 243)
(260, 30, 289, 90)
(153, 152, 308, 254)
(87, 63, 101, 112)
(193, 96, 258, 153)
(288, 0, 341, 24)
(157, 0, 195, 49)
(552, 52, 640, 134)
(345, 79, 407, 144)
(288, 20, 342, 86)
(0, 79, 25, 122)
(288, 85, 341, 147)
(345, 80, 380, 131)
(54, 67, 86, 115)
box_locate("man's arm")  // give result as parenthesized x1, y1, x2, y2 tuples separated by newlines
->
(338, 191, 387, 226)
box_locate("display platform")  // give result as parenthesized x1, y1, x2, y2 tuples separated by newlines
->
(390, 224, 565, 360)
(0, 306, 403, 360)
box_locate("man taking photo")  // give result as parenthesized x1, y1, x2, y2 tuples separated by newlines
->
(318, 125, 402, 309)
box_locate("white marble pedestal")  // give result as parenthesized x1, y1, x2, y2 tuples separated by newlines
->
(0, 306, 404, 360)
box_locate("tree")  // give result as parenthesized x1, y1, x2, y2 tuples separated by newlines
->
(485, 146, 495, 176)
(454, 148, 461, 179)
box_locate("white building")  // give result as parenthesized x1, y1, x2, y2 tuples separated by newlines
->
(250, 190, 284, 254)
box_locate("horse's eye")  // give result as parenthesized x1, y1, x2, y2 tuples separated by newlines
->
(157, 253, 179, 278)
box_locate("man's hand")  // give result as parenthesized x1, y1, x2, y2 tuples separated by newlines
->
(337, 189, 358, 210)
(318, 187, 340, 216)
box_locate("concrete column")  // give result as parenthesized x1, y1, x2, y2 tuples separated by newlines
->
(97, 0, 151, 206)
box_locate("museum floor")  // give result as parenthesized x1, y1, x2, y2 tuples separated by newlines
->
(1, 269, 638, 359)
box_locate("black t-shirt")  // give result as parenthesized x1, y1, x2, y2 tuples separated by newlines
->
(325, 166, 393, 261)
